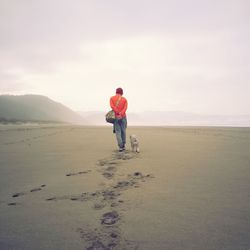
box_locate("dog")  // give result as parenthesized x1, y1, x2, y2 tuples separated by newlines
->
(130, 134, 140, 153)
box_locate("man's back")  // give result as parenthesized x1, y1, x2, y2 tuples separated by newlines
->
(110, 95, 128, 118)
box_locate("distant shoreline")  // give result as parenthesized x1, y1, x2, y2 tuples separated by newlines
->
(0, 118, 67, 125)
(0, 121, 249, 129)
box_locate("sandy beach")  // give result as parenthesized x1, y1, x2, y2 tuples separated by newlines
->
(0, 125, 249, 249)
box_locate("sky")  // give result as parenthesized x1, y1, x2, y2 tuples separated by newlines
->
(0, 0, 249, 115)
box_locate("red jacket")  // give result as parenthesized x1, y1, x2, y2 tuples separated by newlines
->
(110, 94, 128, 118)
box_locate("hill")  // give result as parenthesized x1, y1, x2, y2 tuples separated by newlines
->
(0, 95, 84, 124)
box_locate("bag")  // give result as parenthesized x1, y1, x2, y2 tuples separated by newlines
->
(105, 96, 122, 124)
(105, 110, 116, 124)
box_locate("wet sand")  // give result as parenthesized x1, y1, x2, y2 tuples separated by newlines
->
(0, 125, 249, 249)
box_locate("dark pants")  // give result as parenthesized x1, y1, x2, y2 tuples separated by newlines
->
(114, 117, 127, 149)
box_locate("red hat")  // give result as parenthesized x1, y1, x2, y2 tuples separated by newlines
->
(116, 87, 123, 95)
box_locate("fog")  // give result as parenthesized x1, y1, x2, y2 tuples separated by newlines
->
(0, 0, 249, 115)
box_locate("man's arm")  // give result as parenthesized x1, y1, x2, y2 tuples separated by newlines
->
(120, 99, 128, 116)
(110, 97, 119, 113)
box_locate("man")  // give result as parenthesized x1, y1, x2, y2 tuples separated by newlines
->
(110, 87, 128, 152)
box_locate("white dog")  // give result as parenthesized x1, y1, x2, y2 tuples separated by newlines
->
(130, 134, 140, 153)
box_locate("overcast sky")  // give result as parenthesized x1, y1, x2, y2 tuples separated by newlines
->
(0, 0, 249, 115)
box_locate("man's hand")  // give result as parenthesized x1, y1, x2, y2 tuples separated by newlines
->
(116, 112, 122, 119)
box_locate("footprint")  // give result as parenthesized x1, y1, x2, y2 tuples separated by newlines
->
(12, 184, 46, 198)
(66, 170, 91, 176)
(86, 241, 107, 250)
(12, 192, 25, 198)
(110, 202, 119, 208)
(77, 227, 121, 250)
(134, 172, 142, 177)
(30, 187, 42, 192)
(113, 180, 135, 190)
(101, 211, 120, 225)
(102, 172, 114, 179)
(93, 203, 106, 210)
(109, 200, 125, 208)
(8, 202, 17, 206)
(105, 166, 117, 172)
(98, 159, 108, 166)
(110, 232, 118, 239)
(108, 161, 119, 166)
(78, 171, 91, 174)
(98, 159, 119, 167)
(46, 197, 57, 201)
(102, 190, 121, 201)
(70, 197, 80, 201)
